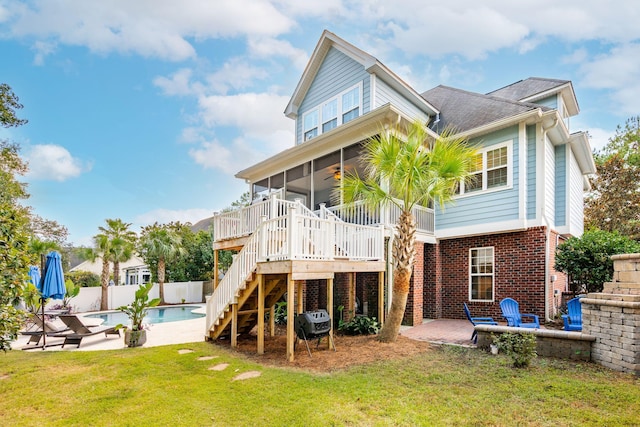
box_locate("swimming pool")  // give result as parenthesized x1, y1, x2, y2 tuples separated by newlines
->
(84, 305, 205, 327)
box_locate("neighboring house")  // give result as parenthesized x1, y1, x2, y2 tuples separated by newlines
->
(70, 255, 149, 286)
(123, 264, 152, 286)
(206, 31, 595, 355)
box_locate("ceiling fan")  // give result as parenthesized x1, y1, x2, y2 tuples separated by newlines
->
(324, 167, 341, 180)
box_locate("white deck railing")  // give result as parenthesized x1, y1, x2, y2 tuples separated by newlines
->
(326, 200, 434, 234)
(206, 206, 384, 333)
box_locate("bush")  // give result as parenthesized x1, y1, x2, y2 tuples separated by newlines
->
(270, 301, 287, 325)
(554, 229, 640, 293)
(338, 315, 380, 335)
(492, 332, 537, 368)
(65, 270, 101, 288)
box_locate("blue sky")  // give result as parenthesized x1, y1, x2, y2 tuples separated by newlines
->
(1, 0, 638, 246)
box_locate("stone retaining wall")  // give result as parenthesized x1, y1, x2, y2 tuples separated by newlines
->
(475, 325, 595, 361)
(581, 253, 640, 375)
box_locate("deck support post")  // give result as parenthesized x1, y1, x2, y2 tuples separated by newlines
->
(378, 271, 385, 325)
(257, 274, 264, 355)
(231, 303, 238, 348)
(286, 273, 295, 362)
(348, 272, 356, 321)
(269, 306, 275, 337)
(296, 281, 304, 314)
(327, 277, 335, 350)
(213, 249, 219, 290)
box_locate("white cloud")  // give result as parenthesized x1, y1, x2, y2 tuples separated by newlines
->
(25, 144, 90, 181)
(189, 137, 256, 174)
(205, 58, 269, 95)
(579, 43, 640, 115)
(562, 48, 588, 65)
(247, 37, 309, 70)
(3, 0, 295, 62)
(585, 127, 613, 153)
(153, 68, 198, 96)
(134, 207, 215, 228)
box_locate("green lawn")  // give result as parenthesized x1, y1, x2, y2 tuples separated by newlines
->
(1, 342, 638, 426)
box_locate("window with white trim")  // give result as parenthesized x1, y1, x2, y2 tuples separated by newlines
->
(469, 247, 494, 301)
(457, 142, 511, 195)
(301, 83, 362, 143)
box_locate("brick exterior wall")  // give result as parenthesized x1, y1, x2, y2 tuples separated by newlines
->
(404, 243, 424, 326)
(356, 272, 380, 318)
(423, 243, 442, 319)
(548, 231, 569, 318)
(436, 227, 547, 321)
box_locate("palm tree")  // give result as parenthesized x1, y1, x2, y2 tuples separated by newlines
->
(99, 219, 137, 286)
(28, 238, 60, 273)
(339, 120, 477, 343)
(138, 223, 184, 304)
(80, 233, 112, 311)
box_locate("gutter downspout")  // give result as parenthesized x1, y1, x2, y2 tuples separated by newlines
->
(541, 114, 559, 322)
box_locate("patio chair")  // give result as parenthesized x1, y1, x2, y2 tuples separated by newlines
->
(20, 313, 70, 346)
(463, 303, 498, 343)
(50, 315, 120, 348)
(499, 298, 540, 328)
(562, 297, 582, 331)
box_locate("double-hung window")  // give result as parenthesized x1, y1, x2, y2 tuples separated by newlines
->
(304, 109, 319, 141)
(342, 86, 359, 123)
(469, 247, 494, 301)
(322, 99, 338, 133)
(300, 82, 362, 143)
(457, 142, 511, 195)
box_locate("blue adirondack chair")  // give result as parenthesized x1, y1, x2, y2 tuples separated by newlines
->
(499, 298, 540, 328)
(463, 303, 498, 343)
(562, 297, 582, 331)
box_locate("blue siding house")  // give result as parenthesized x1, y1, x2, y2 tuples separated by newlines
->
(206, 31, 596, 351)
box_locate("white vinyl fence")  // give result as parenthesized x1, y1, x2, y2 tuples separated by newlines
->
(46, 281, 204, 313)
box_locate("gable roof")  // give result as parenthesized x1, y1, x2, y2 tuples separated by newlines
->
(422, 85, 548, 133)
(284, 30, 438, 119)
(487, 77, 579, 116)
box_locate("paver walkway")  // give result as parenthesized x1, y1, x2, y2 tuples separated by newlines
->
(401, 319, 475, 346)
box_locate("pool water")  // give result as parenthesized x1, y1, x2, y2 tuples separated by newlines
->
(84, 305, 205, 327)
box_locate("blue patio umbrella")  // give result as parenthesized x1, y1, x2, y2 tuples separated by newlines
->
(36, 251, 66, 349)
(39, 251, 66, 300)
(28, 265, 41, 287)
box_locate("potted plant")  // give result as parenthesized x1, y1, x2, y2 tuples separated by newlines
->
(117, 282, 160, 347)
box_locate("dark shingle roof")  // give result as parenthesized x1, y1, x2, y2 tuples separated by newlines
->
(421, 85, 547, 133)
(486, 77, 569, 101)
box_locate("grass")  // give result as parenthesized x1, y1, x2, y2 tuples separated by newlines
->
(1, 343, 638, 426)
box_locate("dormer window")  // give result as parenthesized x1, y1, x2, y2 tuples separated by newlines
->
(301, 82, 362, 143)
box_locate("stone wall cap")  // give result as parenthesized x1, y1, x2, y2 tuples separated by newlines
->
(474, 324, 596, 341)
(611, 253, 640, 261)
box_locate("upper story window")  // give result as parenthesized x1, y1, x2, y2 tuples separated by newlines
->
(302, 82, 362, 143)
(456, 141, 511, 196)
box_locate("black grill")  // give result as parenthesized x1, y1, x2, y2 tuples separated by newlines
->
(295, 310, 331, 339)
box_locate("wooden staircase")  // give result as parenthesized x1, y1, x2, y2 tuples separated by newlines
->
(209, 274, 287, 340)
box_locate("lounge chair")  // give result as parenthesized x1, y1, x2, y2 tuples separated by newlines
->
(463, 303, 498, 343)
(562, 297, 582, 331)
(50, 315, 120, 348)
(21, 314, 70, 346)
(499, 298, 540, 328)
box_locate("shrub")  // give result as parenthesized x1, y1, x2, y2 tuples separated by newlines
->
(555, 229, 640, 293)
(338, 315, 380, 335)
(65, 270, 101, 288)
(492, 332, 537, 368)
(271, 301, 287, 325)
